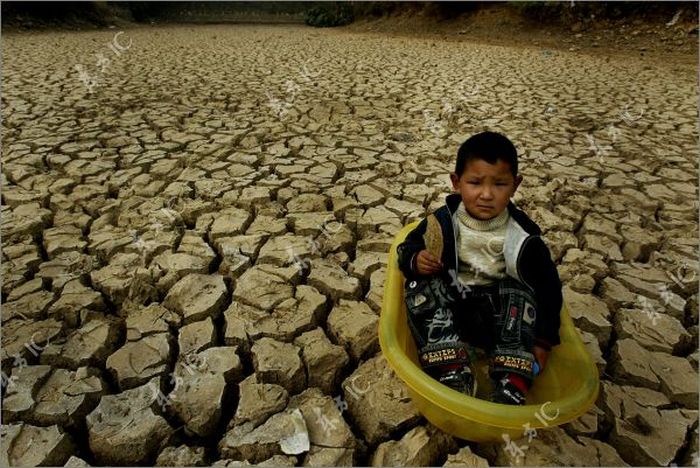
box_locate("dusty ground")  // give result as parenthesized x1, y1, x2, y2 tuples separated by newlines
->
(1, 22, 698, 467)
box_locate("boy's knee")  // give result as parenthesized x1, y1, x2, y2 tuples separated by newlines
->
(493, 277, 537, 348)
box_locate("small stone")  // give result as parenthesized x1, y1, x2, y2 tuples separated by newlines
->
(42, 225, 87, 259)
(238, 186, 271, 207)
(106, 333, 175, 391)
(170, 347, 243, 437)
(371, 424, 457, 466)
(224, 305, 251, 354)
(0, 423, 75, 467)
(619, 224, 661, 261)
(357, 206, 402, 237)
(1, 319, 63, 372)
(494, 426, 627, 466)
(288, 212, 336, 237)
(251, 337, 306, 394)
(152, 252, 212, 289)
(178, 230, 218, 259)
(164, 274, 228, 324)
(580, 214, 622, 242)
(443, 446, 489, 467)
(365, 267, 387, 312)
(598, 381, 671, 424)
(232, 266, 295, 311)
(294, 328, 349, 394)
(64, 455, 91, 466)
(47, 280, 105, 328)
(257, 234, 316, 267)
(609, 403, 690, 466)
(126, 303, 181, 341)
(614, 307, 691, 354)
(303, 446, 354, 466)
(286, 194, 328, 213)
(246, 215, 288, 236)
(209, 207, 253, 240)
(228, 285, 327, 342)
(90, 253, 140, 306)
(564, 287, 612, 347)
(599, 277, 637, 310)
(233, 374, 289, 428)
(85, 379, 175, 465)
(327, 300, 379, 361)
(307, 258, 361, 303)
(610, 338, 660, 389)
(1, 289, 55, 323)
(6, 277, 43, 302)
(582, 235, 623, 261)
(156, 445, 207, 467)
(578, 329, 606, 375)
(32, 367, 107, 427)
(219, 409, 310, 463)
(348, 252, 388, 290)
(178, 317, 216, 356)
(352, 185, 385, 207)
(649, 351, 699, 408)
(288, 388, 356, 449)
(2, 202, 52, 243)
(342, 355, 420, 445)
(1, 365, 53, 423)
(40, 316, 121, 369)
(563, 405, 601, 437)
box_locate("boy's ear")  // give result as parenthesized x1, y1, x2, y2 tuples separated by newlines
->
(449, 172, 460, 191)
(513, 174, 523, 193)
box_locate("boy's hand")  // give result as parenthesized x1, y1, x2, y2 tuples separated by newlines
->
(533, 345, 549, 371)
(415, 249, 444, 275)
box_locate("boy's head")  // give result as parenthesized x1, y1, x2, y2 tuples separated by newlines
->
(450, 131, 523, 221)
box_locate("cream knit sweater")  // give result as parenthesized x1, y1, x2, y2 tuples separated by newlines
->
(455, 203, 509, 286)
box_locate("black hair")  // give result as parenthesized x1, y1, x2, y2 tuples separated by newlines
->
(455, 131, 518, 178)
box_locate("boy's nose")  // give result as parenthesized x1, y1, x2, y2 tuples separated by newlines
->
(481, 187, 494, 199)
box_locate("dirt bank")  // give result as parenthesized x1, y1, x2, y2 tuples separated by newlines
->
(343, 3, 698, 68)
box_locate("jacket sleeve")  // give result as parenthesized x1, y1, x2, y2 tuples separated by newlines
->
(520, 236, 563, 350)
(396, 217, 428, 281)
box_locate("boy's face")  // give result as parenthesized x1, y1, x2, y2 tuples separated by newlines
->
(450, 158, 522, 220)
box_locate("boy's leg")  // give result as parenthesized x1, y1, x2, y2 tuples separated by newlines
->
(451, 286, 497, 352)
(488, 277, 537, 404)
(404, 276, 476, 395)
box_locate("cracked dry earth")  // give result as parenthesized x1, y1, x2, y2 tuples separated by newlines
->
(1, 24, 698, 467)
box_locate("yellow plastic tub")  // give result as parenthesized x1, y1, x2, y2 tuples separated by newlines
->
(379, 222, 600, 442)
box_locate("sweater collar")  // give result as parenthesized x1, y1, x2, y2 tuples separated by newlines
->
(456, 203, 509, 231)
(445, 192, 538, 233)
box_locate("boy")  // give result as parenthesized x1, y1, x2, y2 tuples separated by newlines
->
(397, 131, 562, 405)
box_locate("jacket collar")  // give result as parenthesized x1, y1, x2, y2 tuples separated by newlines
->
(446, 193, 462, 214)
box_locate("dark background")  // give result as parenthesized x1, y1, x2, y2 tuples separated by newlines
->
(2, 1, 694, 29)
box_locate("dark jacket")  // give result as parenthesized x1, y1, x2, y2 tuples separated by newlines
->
(397, 193, 563, 349)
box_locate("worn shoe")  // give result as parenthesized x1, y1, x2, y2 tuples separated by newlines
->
(491, 376, 526, 405)
(438, 365, 477, 397)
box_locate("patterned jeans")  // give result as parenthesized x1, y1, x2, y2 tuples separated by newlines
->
(405, 275, 537, 384)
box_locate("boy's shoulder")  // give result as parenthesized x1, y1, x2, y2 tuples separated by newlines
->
(506, 202, 542, 236)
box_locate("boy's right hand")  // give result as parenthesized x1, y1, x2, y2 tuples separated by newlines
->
(414, 249, 444, 275)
